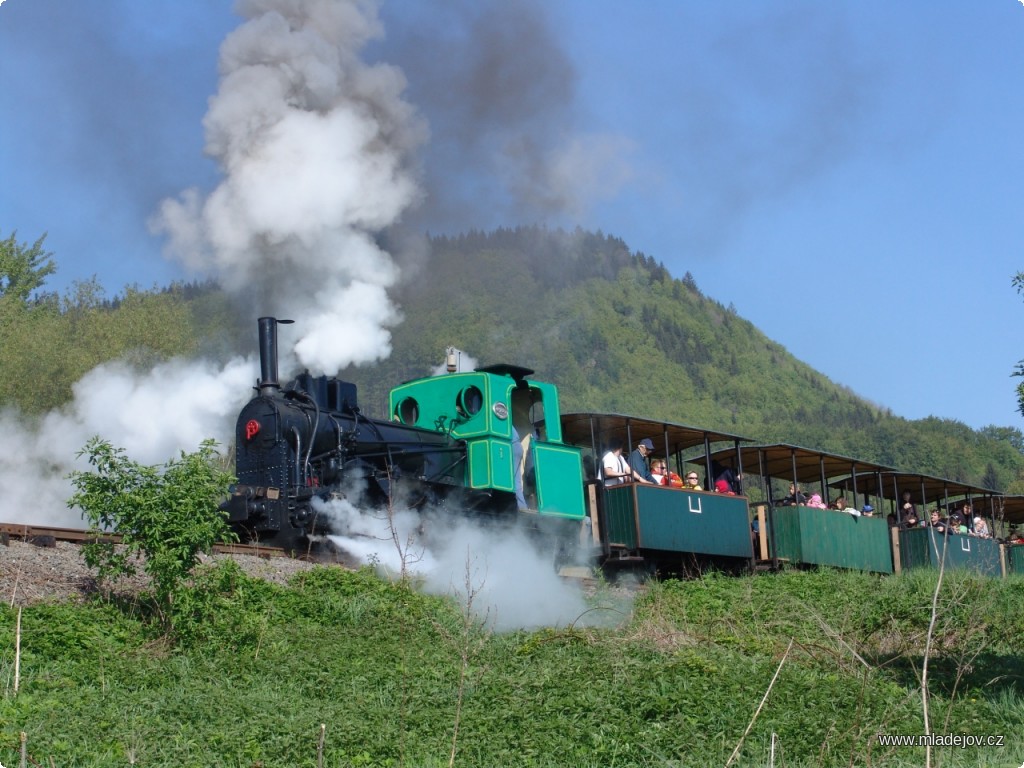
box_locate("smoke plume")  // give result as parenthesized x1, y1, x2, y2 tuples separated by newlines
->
(154, 0, 425, 374)
(1, 356, 254, 527)
(375, 0, 635, 236)
(317, 495, 590, 632)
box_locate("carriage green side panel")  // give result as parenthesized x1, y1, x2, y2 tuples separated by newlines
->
(943, 534, 1001, 576)
(769, 506, 892, 574)
(533, 442, 585, 519)
(633, 487, 752, 558)
(603, 486, 638, 549)
(466, 438, 514, 492)
(897, 527, 931, 570)
(773, 507, 894, 573)
(768, 507, 803, 563)
(899, 528, 1002, 576)
(1009, 544, 1024, 575)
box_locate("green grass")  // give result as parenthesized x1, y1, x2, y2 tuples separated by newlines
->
(2, 564, 1023, 767)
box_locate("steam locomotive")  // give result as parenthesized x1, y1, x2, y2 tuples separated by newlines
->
(222, 317, 587, 552)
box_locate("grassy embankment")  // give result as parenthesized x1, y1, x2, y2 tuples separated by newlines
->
(2, 563, 1023, 767)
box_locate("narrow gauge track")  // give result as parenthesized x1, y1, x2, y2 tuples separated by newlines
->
(0, 521, 608, 593)
(0, 521, 292, 559)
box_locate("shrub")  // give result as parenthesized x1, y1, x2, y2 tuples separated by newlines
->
(67, 437, 236, 630)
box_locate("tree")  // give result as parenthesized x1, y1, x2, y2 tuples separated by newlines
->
(68, 437, 236, 631)
(0, 231, 56, 302)
(982, 462, 1000, 492)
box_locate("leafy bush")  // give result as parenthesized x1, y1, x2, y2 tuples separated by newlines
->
(67, 437, 236, 630)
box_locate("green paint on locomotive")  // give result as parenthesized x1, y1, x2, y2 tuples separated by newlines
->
(388, 366, 585, 520)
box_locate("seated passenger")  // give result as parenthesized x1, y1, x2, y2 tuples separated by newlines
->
(628, 438, 656, 484)
(862, 504, 875, 517)
(928, 509, 947, 533)
(683, 471, 703, 491)
(973, 515, 991, 538)
(900, 491, 919, 520)
(833, 496, 859, 515)
(650, 460, 667, 486)
(806, 493, 827, 509)
(600, 437, 633, 487)
(961, 503, 981, 534)
(714, 479, 736, 495)
(712, 460, 743, 494)
(948, 512, 968, 534)
(662, 465, 685, 488)
(779, 483, 807, 506)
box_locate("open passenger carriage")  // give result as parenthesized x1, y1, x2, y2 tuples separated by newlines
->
(1000, 496, 1024, 573)
(859, 471, 1007, 577)
(708, 443, 897, 573)
(709, 441, 1017, 576)
(559, 413, 754, 577)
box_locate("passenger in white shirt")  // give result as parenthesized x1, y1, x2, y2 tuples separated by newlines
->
(600, 437, 645, 486)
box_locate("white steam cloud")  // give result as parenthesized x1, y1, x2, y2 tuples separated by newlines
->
(1, 357, 254, 527)
(153, 0, 425, 375)
(317, 496, 590, 632)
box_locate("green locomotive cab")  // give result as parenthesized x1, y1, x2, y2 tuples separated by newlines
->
(388, 364, 586, 521)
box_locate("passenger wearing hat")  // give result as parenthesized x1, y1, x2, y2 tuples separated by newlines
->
(861, 504, 875, 517)
(628, 438, 657, 484)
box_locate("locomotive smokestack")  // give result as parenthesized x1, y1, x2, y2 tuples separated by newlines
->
(258, 316, 294, 395)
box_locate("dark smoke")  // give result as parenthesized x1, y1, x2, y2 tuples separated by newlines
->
(374, 0, 634, 234)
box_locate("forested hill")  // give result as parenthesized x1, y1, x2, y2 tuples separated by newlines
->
(347, 226, 1024, 493)
(1, 226, 1021, 492)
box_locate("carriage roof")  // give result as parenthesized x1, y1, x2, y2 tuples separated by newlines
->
(559, 412, 751, 454)
(706, 443, 895, 484)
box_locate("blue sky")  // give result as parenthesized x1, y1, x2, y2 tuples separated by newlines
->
(2, 0, 1023, 431)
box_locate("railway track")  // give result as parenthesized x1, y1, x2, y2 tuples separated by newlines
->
(0, 521, 291, 559)
(0, 522, 608, 588)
